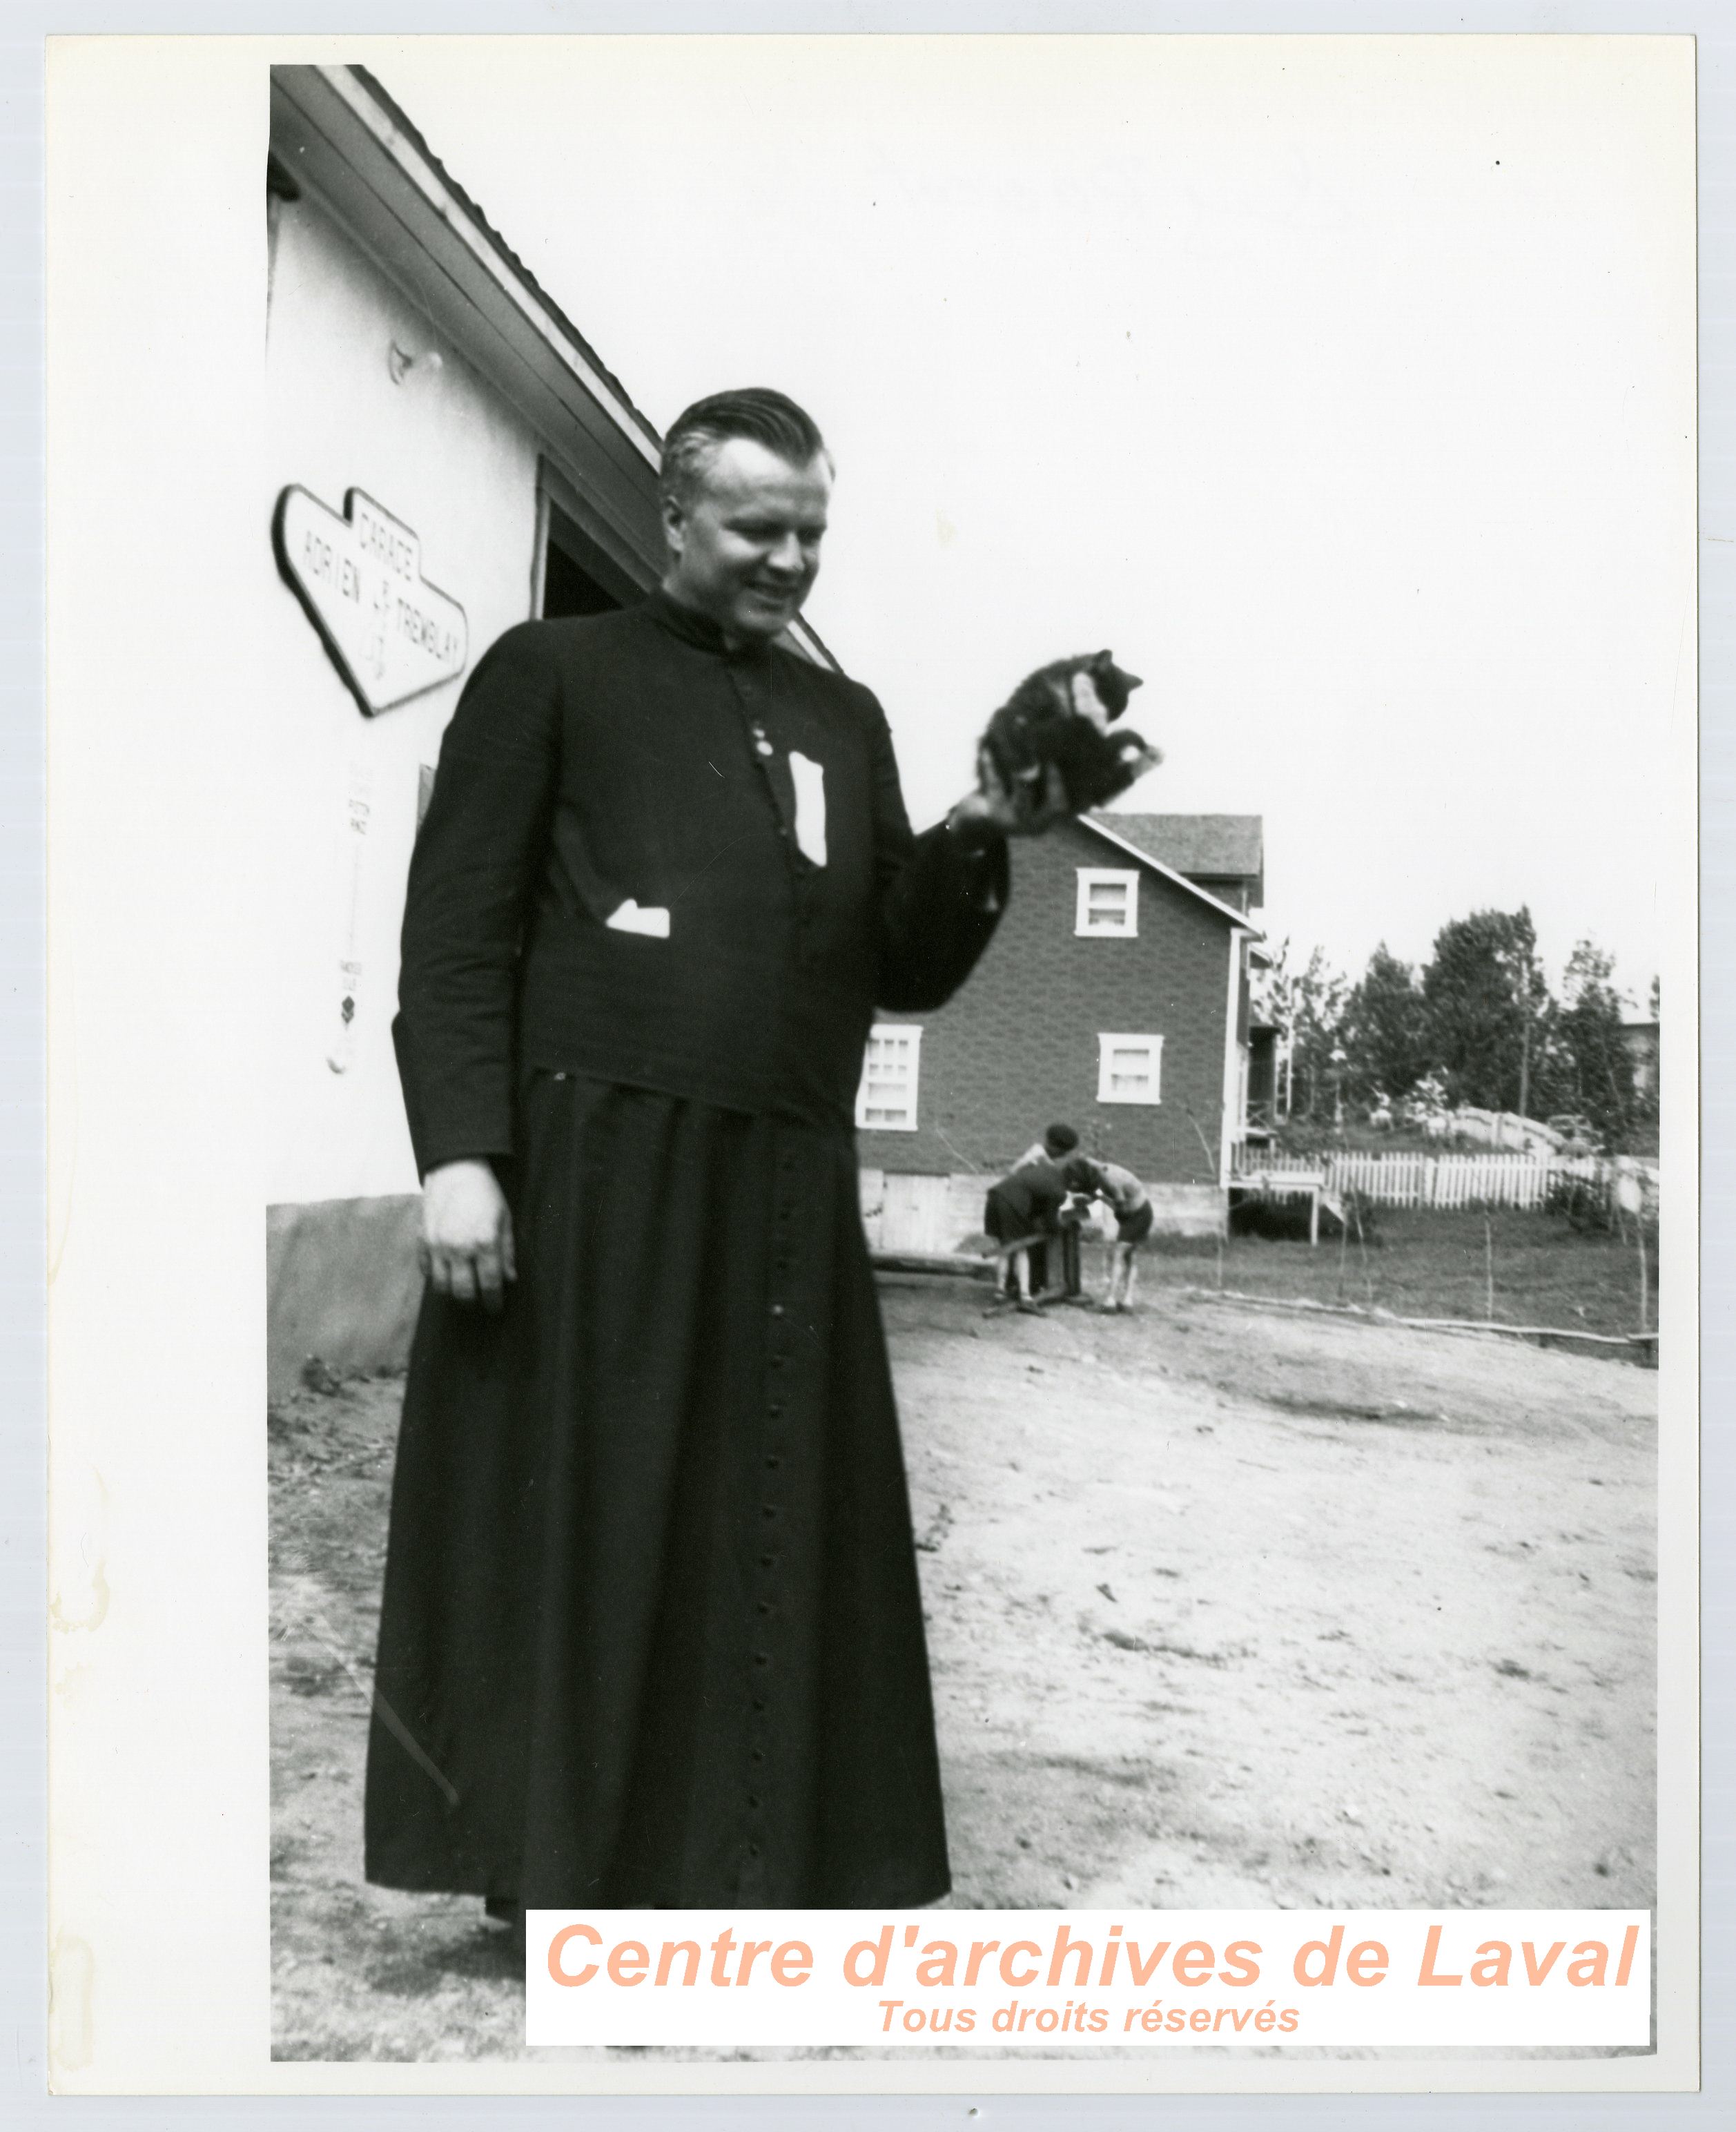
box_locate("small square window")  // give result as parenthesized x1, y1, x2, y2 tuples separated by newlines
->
(1075, 869, 1139, 937)
(857, 1025, 923, 1131)
(1098, 1032, 1163, 1105)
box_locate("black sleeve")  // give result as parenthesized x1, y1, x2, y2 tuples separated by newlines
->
(392, 623, 561, 1177)
(864, 690, 1011, 1013)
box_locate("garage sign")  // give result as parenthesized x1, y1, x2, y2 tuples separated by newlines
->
(274, 486, 468, 715)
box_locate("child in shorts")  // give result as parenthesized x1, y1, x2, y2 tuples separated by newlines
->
(1062, 1156, 1154, 1312)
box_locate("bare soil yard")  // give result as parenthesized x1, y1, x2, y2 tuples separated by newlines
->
(270, 1256, 1655, 2062)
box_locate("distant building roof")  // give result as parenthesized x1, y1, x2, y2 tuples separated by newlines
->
(1093, 813, 1264, 882)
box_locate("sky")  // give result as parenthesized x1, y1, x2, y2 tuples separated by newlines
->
(374, 34, 1692, 1006)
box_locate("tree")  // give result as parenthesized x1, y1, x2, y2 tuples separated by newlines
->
(1552, 938, 1636, 1146)
(1419, 907, 1552, 1114)
(1258, 940, 1349, 1122)
(1340, 944, 1432, 1105)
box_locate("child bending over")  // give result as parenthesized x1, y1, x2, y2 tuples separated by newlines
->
(983, 1157, 1068, 1313)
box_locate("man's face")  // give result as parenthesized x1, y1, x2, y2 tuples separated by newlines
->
(661, 436, 830, 643)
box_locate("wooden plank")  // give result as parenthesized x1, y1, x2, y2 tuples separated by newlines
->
(1183, 1288, 1657, 1349)
(871, 1252, 995, 1281)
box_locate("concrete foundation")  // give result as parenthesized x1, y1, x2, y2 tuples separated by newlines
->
(860, 1170, 1227, 1253)
(268, 1172, 1227, 1400)
(266, 1194, 424, 1402)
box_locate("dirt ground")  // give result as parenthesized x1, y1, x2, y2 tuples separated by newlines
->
(269, 1261, 1656, 2062)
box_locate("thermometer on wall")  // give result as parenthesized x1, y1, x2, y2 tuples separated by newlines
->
(326, 760, 372, 1076)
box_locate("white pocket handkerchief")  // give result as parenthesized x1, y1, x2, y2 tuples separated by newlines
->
(788, 750, 828, 866)
(605, 899, 671, 938)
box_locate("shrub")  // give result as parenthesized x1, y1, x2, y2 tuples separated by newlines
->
(1546, 1169, 1615, 1234)
(1228, 1188, 1378, 1245)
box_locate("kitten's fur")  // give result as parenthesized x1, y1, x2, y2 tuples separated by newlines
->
(980, 650, 1160, 815)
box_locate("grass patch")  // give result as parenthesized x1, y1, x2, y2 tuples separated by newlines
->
(1138, 1208, 1654, 1341)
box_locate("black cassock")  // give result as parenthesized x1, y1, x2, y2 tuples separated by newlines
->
(364, 590, 1008, 1908)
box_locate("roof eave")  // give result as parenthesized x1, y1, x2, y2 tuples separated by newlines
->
(271, 65, 840, 670)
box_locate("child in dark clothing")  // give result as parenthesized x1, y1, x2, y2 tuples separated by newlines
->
(1009, 1122, 1082, 1298)
(984, 1157, 1068, 1312)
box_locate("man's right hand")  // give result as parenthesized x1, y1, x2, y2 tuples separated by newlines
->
(420, 1159, 517, 1312)
(950, 755, 1071, 840)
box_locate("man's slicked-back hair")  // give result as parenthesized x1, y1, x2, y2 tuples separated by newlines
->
(659, 387, 830, 507)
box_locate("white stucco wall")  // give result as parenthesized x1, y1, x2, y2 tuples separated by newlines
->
(263, 193, 542, 1205)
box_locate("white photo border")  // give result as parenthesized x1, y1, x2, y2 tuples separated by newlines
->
(17, 1, 1727, 2122)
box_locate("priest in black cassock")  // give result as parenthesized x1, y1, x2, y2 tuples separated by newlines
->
(364, 388, 1061, 1923)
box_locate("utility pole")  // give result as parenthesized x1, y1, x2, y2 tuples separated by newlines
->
(1513, 935, 1536, 1120)
(1518, 1009, 1531, 1122)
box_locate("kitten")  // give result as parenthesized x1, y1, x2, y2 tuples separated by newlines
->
(979, 650, 1161, 816)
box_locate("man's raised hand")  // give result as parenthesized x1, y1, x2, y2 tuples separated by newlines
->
(420, 1159, 517, 1312)
(947, 753, 1071, 841)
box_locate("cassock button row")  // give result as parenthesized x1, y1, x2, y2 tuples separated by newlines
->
(757, 1600, 774, 1616)
(748, 1796, 761, 1810)
(746, 1843, 761, 1859)
(770, 1304, 786, 1319)
(754, 1651, 770, 1666)
(750, 1749, 764, 1764)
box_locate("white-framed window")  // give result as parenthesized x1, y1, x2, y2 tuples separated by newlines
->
(1075, 868, 1140, 937)
(1098, 1032, 1164, 1105)
(857, 1024, 923, 1130)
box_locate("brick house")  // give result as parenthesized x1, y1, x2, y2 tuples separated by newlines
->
(855, 814, 1265, 1249)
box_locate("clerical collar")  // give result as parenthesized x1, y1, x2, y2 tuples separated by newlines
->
(646, 585, 772, 663)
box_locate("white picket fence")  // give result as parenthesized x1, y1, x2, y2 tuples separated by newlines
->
(1235, 1147, 1554, 1210)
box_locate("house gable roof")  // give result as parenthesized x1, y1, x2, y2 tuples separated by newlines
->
(1094, 814, 1263, 896)
(1079, 815, 1262, 932)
